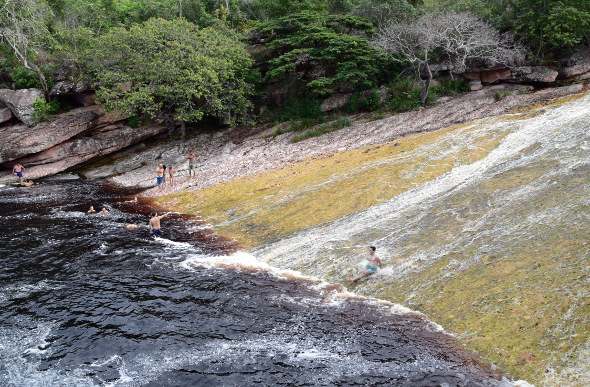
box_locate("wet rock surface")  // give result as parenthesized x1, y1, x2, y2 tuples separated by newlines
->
(86, 84, 586, 197)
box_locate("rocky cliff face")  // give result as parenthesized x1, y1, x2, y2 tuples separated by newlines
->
(0, 88, 168, 183)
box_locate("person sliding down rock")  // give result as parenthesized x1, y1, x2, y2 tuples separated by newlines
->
(348, 246, 382, 283)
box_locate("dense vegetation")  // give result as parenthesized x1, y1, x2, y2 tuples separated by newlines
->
(1, 0, 589, 129)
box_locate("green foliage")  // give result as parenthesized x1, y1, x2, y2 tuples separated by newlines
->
(493, 90, 511, 101)
(242, 0, 329, 21)
(428, 77, 470, 101)
(386, 78, 422, 113)
(344, 92, 360, 113)
(32, 97, 67, 123)
(362, 89, 381, 111)
(127, 114, 139, 128)
(274, 96, 322, 122)
(290, 115, 352, 143)
(513, 0, 590, 56)
(350, 0, 416, 26)
(8, 66, 55, 90)
(85, 18, 254, 125)
(9, 66, 43, 89)
(258, 12, 382, 97)
(424, 0, 512, 29)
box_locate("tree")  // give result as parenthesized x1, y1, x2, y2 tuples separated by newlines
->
(372, 11, 523, 105)
(85, 18, 254, 129)
(0, 0, 53, 99)
(257, 12, 382, 98)
(512, 0, 590, 58)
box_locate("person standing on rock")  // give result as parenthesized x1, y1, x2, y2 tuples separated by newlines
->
(12, 162, 26, 183)
(156, 164, 165, 189)
(348, 246, 383, 283)
(187, 151, 196, 178)
(168, 166, 175, 187)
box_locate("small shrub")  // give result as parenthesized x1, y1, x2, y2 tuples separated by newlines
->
(344, 92, 360, 113)
(275, 97, 322, 122)
(127, 115, 139, 128)
(362, 89, 381, 112)
(9, 66, 55, 90)
(32, 97, 64, 123)
(494, 90, 512, 101)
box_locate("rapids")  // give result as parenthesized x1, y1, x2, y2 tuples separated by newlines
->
(0, 181, 521, 385)
(251, 93, 590, 384)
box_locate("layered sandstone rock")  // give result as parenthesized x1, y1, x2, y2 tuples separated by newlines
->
(0, 105, 104, 164)
(0, 88, 45, 127)
(510, 66, 559, 83)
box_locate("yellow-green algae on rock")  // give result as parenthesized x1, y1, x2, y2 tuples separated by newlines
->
(156, 118, 511, 248)
(156, 92, 590, 385)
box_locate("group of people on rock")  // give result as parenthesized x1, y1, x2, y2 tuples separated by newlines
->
(155, 151, 197, 190)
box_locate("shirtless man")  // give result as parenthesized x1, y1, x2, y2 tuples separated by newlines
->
(187, 151, 195, 178)
(88, 206, 96, 214)
(20, 180, 34, 187)
(123, 223, 139, 230)
(348, 246, 383, 283)
(156, 164, 165, 189)
(100, 207, 109, 214)
(12, 162, 26, 183)
(149, 211, 170, 236)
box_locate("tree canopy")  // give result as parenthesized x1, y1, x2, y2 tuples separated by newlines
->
(85, 17, 254, 125)
(257, 12, 383, 97)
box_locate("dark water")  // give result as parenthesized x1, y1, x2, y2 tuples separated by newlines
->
(0, 181, 509, 386)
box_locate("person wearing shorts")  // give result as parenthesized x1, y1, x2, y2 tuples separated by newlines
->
(12, 162, 26, 183)
(156, 164, 164, 188)
(187, 151, 196, 178)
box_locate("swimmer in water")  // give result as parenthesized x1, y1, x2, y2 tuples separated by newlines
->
(88, 206, 96, 214)
(20, 180, 34, 187)
(348, 246, 382, 283)
(149, 211, 170, 236)
(100, 207, 109, 214)
(123, 223, 139, 230)
(123, 196, 138, 204)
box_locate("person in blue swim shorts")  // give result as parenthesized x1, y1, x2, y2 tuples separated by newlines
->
(149, 211, 171, 236)
(348, 246, 383, 283)
(156, 164, 165, 189)
(12, 162, 26, 183)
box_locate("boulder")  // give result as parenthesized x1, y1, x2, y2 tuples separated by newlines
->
(321, 93, 351, 112)
(558, 46, 590, 79)
(0, 105, 110, 164)
(480, 68, 511, 83)
(469, 80, 483, 91)
(49, 80, 92, 97)
(0, 88, 45, 126)
(0, 107, 13, 124)
(510, 66, 558, 83)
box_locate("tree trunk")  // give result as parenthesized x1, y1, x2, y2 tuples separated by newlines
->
(420, 57, 432, 106)
(29, 63, 49, 101)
